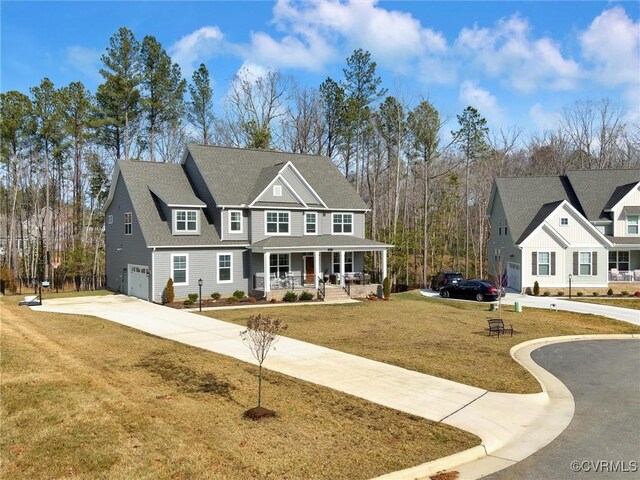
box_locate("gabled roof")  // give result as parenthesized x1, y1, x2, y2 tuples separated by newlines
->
(517, 201, 564, 244)
(565, 170, 640, 221)
(492, 176, 575, 244)
(183, 144, 368, 210)
(111, 160, 221, 247)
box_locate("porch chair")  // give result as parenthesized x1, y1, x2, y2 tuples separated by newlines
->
(610, 268, 622, 281)
(635, 270, 640, 282)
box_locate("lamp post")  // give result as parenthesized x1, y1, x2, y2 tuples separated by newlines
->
(568, 274, 572, 300)
(198, 278, 203, 312)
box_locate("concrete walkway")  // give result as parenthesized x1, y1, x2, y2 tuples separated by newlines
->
(420, 289, 640, 326)
(32, 295, 638, 479)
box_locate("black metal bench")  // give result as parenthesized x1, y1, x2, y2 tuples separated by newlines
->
(487, 319, 513, 337)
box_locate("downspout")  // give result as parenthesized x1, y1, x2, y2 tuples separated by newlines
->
(151, 247, 156, 302)
(220, 207, 225, 242)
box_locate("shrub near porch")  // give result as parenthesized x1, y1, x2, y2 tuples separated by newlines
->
(206, 290, 640, 394)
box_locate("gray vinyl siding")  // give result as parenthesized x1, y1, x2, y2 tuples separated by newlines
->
(221, 209, 249, 242)
(256, 178, 301, 204)
(487, 190, 520, 281)
(280, 167, 321, 205)
(152, 248, 249, 302)
(105, 175, 152, 297)
(321, 212, 364, 237)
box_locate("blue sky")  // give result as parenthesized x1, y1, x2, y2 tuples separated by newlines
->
(2, 1, 639, 136)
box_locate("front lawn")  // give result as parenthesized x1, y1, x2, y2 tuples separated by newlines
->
(205, 290, 640, 394)
(570, 297, 640, 310)
(0, 297, 477, 480)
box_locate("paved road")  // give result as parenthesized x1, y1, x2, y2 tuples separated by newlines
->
(485, 340, 640, 480)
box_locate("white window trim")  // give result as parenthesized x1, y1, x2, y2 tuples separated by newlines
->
(264, 210, 291, 236)
(626, 214, 639, 235)
(217, 252, 233, 284)
(270, 253, 291, 278)
(171, 253, 188, 286)
(108, 215, 113, 225)
(537, 251, 551, 276)
(578, 251, 592, 276)
(332, 212, 354, 235)
(273, 184, 282, 197)
(332, 251, 354, 274)
(304, 212, 318, 235)
(173, 209, 199, 235)
(124, 212, 132, 235)
(228, 210, 243, 234)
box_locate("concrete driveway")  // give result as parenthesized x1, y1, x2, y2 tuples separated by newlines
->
(482, 340, 640, 480)
(420, 290, 640, 326)
(31, 295, 638, 479)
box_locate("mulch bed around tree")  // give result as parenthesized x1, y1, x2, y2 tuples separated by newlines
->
(243, 406, 277, 420)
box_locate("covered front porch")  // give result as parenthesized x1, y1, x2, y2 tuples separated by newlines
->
(608, 248, 640, 282)
(250, 236, 390, 299)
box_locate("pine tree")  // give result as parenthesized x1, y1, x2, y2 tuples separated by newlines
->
(187, 63, 214, 145)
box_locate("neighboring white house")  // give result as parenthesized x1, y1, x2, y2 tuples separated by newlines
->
(487, 169, 640, 292)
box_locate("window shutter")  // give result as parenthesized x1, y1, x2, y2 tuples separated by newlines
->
(573, 252, 579, 275)
(551, 252, 556, 276)
(532, 252, 537, 276)
(592, 251, 598, 276)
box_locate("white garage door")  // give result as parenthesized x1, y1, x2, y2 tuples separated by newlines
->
(128, 264, 149, 300)
(507, 262, 521, 293)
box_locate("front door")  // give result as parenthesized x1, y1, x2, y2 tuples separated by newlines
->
(304, 256, 315, 284)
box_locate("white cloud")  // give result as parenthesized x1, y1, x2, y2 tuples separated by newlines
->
(169, 26, 224, 76)
(247, 30, 334, 72)
(459, 81, 505, 126)
(528, 103, 560, 131)
(580, 7, 640, 87)
(65, 46, 102, 81)
(456, 15, 581, 93)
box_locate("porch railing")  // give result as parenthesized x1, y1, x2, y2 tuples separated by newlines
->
(608, 270, 640, 282)
(254, 272, 304, 290)
(317, 276, 325, 301)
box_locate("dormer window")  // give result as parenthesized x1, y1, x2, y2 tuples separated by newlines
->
(627, 215, 639, 235)
(229, 210, 242, 233)
(174, 209, 198, 233)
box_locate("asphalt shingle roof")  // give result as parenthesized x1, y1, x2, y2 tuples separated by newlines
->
(565, 170, 640, 221)
(118, 160, 222, 247)
(185, 144, 368, 210)
(251, 235, 390, 251)
(517, 201, 564, 244)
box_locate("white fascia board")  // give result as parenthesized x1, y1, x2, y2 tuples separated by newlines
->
(249, 174, 306, 208)
(101, 162, 121, 214)
(279, 161, 328, 208)
(165, 204, 206, 208)
(603, 181, 640, 212)
(278, 174, 308, 208)
(147, 244, 250, 249)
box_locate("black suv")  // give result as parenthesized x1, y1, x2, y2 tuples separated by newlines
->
(431, 271, 464, 291)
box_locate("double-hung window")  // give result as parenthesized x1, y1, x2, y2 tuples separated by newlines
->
(627, 215, 639, 235)
(229, 210, 242, 233)
(175, 210, 198, 233)
(579, 252, 592, 276)
(270, 254, 290, 277)
(124, 212, 132, 235)
(537, 252, 550, 275)
(333, 213, 353, 234)
(266, 211, 289, 234)
(172, 254, 187, 285)
(218, 253, 232, 283)
(305, 212, 317, 234)
(332, 252, 353, 273)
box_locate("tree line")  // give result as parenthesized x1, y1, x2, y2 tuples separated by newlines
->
(1, 27, 639, 292)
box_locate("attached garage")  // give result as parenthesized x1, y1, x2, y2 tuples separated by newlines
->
(507, 262, 521, 293)
(128, 264, 149, 300)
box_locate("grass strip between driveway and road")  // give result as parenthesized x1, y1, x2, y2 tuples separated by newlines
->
(205, 290, 640, 394)
(0, 296, 478, 480)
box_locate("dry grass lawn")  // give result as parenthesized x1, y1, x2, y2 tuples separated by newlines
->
(0, 296, 478, 480)
(206, 290, 640, 394)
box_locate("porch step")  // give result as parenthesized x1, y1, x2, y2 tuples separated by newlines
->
(322, 285, 351, 301)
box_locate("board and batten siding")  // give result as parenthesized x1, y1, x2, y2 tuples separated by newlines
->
(543, 205, 610, 246)
(105, 174, 152, 298)
(279, 167, 321, 206)
(152, 248, 249, 302)
(256, 178, 301, 204)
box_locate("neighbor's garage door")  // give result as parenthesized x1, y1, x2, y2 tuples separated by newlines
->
(507, 262, 521, 292)
(128, 264, 149, 300)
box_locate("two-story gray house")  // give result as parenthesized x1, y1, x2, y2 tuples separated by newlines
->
(104, 144, 390, 302)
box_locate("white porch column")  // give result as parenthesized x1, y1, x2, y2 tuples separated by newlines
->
(314, 251, 320, 289)
(339, 250, 345, 288)
(264, 252, 271, 295)
(381, 249, 388, 282)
